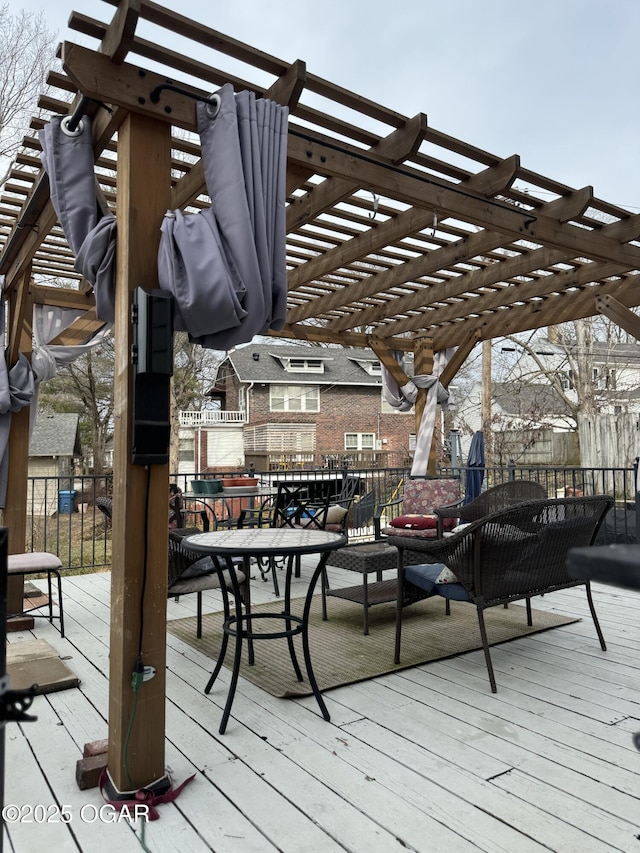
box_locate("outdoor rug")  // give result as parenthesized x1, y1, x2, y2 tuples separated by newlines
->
(167, 595, 578, 698)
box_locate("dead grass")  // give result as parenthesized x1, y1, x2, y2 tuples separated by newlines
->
(28, 511, 112, 575)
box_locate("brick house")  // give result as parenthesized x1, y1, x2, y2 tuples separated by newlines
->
(178, 343, 418, 473)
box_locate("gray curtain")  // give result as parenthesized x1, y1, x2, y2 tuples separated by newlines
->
(158, 84, 288, 349)
(39, 116, 117, 323)
(381, 348, 456, 476)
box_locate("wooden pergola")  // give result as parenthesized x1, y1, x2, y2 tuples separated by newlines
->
(2, 0, 639, 795)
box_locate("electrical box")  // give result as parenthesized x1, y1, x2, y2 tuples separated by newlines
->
(131, 288, 174, 466)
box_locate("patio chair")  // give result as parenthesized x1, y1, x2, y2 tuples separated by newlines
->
(389, 494, 614, 693)
(374, 477, 460, 540)
(96, 498, 228, 636)
(168, 528, 245, 638)
(238, 479, 356, 593)
(434, 479, 547, 537)
(97, 491, 209, 532)
(7, 551, 65, 637)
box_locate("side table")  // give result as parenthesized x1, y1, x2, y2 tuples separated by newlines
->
(324, 541, 400, 634)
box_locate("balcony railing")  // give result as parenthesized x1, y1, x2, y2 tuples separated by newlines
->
(178, 410, 245, 426)
(19, 464, 640, 571)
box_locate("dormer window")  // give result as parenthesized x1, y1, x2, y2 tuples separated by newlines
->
(286, 358, 324, 373)
(272, 354, 327, 373)
(349, 358, 382, 376)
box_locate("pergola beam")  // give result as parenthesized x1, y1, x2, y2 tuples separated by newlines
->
(596, 293, 640, 341)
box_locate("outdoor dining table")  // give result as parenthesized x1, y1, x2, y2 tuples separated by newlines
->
(183, 527, 347, 734)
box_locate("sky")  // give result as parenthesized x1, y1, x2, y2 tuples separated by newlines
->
(9, 0, 640, 213)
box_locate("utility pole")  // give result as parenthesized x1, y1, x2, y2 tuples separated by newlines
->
(482, 339, 492, 466)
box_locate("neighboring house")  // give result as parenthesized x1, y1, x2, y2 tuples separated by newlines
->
(178, 344, 418, 473)
(85, 436, 114, 472)
(502, 337, 640, 415)
(493, 384, 578, 469)
(28, 412, 83, 513)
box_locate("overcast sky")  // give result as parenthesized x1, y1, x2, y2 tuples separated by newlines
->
(11, 0, 640, 213)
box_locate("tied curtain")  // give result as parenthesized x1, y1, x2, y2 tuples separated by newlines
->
(158, 84, 289, 349)
(381, 348, 456, 477)
(39, 116, 117, 323)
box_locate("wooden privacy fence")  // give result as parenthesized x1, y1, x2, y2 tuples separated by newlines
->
(578, 414, 640, 474)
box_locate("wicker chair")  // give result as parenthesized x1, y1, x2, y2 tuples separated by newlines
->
(389, 495, 614, 693)
(434, 479, 547, 537)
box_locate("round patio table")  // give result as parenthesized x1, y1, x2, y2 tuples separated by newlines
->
(183, 527, 347, 733)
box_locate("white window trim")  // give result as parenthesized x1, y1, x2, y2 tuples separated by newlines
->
(270, 384, 320, 412)
(344, 432, 376, 451)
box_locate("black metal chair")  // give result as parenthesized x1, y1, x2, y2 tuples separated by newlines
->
(390, 495, 614, 693)
(96, 496, 230, 637)
(168, 528, 244, 638)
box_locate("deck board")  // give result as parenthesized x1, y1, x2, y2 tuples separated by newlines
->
(4, 560, 639, 852)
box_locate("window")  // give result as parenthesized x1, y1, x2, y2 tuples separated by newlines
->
(270, 385, 320, 412)
(178, 435, 194, 463)
(560, 370, 574, 391)
(274, 355, 327, 373)
(286, 358, 324, 373)
(349, 357, 382, 376)
(381, 390, 414, 414)
(345, 432, 375, 451)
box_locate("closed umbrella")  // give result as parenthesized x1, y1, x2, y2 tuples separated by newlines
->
(464, 431, 485, 505)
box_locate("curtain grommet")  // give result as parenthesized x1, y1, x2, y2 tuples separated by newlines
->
(205, 94, 221, 120)
(60, 115, 84, 137)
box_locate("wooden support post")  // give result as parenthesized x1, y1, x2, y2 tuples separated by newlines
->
(4, 272, 33, 619)
(107, 111, 171, 793)
(413, 336, 435, 476)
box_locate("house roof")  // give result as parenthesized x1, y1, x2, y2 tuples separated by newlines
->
(493, 382, 572, 417)
(222, 343, 403, 386)
(529, 337, 640, 366)
(0, 0, 639, 361)
(29, 412, 82, 457)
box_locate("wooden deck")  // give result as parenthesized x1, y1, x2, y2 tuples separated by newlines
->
(4, 557, 640, 852)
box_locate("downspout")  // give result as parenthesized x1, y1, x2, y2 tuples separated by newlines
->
(244, 381, 254, 424)
(244, 382, 254, 470)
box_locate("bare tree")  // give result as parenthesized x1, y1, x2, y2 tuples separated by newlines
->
(0, 4, 57, 187)
(37, 338, 115, 475)
(493, 314, 640, 467)
(169, 333, 226, 473)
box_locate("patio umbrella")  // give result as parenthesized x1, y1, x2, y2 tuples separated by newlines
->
(39, 116, 116, 322)
(158, 85, 288, 349)
(464, 430, 485, 505)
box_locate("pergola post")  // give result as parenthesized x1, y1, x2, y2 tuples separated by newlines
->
(4, 274, 34, 623)
(107, 110, 172, 793)
(413, 335, 435, 476)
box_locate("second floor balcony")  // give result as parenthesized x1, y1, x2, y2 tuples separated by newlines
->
(179, 410, 245, 426)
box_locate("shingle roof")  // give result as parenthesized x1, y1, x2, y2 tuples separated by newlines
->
(223, 343, 412, 386)
(493, 382, 572, 416)
(29, 413, 82, 457)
